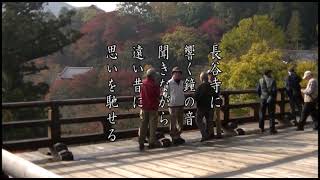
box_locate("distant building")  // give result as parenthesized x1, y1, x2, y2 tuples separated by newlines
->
(282, 49, 318, 63)
(57, 66, 93, 80)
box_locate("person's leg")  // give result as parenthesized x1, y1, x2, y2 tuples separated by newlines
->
(268, 102, 276, 133)
(309, 102, 318, 130)
(149, 111, 159, 147)
(196, 109, 207, 138)
(298, 102, 312, 130)
(259, 99, 267, 131)
(205, 109, 215, 137)
(138, 110, 149, 148)
(289, 98, 296, 120)
(169, 107, 178, 140)
(295, 98, 303, 125)
(176, 107, 184, 139)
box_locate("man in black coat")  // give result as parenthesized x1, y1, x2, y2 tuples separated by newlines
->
(195, 72, 219, 142)
(285, 67, 303, 126)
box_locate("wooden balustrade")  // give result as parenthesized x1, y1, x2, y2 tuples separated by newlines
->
(2, 88, 290, 151)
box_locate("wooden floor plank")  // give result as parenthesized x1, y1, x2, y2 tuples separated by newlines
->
(118, 164, 173, 178)
(105, 167, 147, 178)
(135, 161, 196, 178)
(12, 125, 318, 178)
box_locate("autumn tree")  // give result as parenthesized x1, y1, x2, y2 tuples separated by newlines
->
(198, 17, 225, 43)
(176, 2, 213, 27)
(161, 26, 209, 71)
(294, 60, 318, 88)
(286, 10, 303, 49)
(2, 2, 82, 103)
(150, 2, 178, 27)
(220, 15, 285, 61)
(219, 41, 287, 102)
(117, 2, 153, 22)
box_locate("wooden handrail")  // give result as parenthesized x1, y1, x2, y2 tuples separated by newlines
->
(2, 149, 62, 178)
(2, 88, 290, 151)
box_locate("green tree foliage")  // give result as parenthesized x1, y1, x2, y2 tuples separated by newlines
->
(176, 2, 213, 27)
(212, 2, 260, 30)
(149, 2, 178, 27)
(2, 2, 82, 140)
(221, 41, 287, 90)
(294, 60, 318, 88)
(2, 2, 82, 103)
(269, 2, 291, 30)
(219, 41, 287, 102)
(286, 11, 303, 50)
(161, 26, 209, 69)
(117, 2, 153, 22)
(220, 15, 285, 61)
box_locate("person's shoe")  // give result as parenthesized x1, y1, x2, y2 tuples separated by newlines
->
(139, 144, 145, 151)
(173, 138, 185, 145)
(208, 133, 215, 139)
(296, 127, 304, 131)
(200, 137, 209, 142)
(270, 129, 278, 135)
(296, 123, 304, 131)
(149, 143, 161, 149)
(292, 120, 298, 126)
(178, 138, 185, 144)
(260, 128, 265, 133)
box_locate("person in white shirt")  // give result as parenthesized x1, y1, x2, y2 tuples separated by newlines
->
(164, 67, 186, 145)
(298, 70, 318, 131)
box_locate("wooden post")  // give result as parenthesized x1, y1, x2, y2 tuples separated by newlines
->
(279, 89, 286, 123)
(48, 103, 61, 146)
(253, 105, 259, 122)
(223, 93, 229, 122)
(221, 93, 237, 136)
(215, 107, 222, 138)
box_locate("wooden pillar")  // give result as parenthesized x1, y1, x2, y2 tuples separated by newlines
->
(253, 105, 259, 122)
(280, 89, 286, 122)
(223, 93, 229, 122)
(48, 103, 61, 146)
(215, 107, 222, 138)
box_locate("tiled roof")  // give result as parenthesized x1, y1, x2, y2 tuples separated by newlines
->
(58, 67, 93, 79)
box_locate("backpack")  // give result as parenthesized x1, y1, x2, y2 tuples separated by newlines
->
(262, 77, 275, 103)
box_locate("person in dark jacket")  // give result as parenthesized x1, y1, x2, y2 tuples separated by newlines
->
(285, 67, 303, 125)
(257, 69, 278, 134)
(195, 72, 219, 142)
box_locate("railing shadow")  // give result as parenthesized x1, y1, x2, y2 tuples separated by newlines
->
(36, 125, 316, 176)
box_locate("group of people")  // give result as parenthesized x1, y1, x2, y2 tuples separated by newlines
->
(257, 68, 318, 134)
(138, 66, 318, 151)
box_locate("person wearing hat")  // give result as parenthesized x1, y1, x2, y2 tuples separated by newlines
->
(284, 67, 303, 126)
(257, 69, 278, 134)
(138, 68, 161, 151)
(297, 70, 318, 131)
(163, 66, 186, 145)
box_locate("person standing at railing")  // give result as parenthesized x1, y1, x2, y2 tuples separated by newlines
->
(257, 69, 278, 134)
(194, 72, 218, 142)
(297, 71, 318, 131)
(285, 67, 303, 126)
(139, 68, 161, 151)
(163, 67, 186, 145)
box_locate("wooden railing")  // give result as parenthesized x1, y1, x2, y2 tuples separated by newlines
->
(2, 149, 62, 178)
(2, 88, 290, 151)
